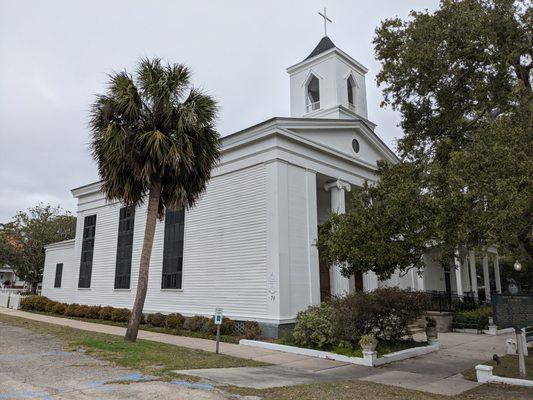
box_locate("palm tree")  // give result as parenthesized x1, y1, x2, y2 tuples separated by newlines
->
(90, 58, 220, 342)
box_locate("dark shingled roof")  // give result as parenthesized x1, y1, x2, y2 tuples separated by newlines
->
(305, 36, 336, 60)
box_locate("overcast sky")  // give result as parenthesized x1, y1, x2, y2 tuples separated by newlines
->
(0, 0, 439, 221)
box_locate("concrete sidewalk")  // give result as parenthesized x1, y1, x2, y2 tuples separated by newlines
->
(0, 308, 513, 395)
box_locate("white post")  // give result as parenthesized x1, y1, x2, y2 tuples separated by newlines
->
(482, 252, 491, 302)
(493, 253, 502, 294)
(324, 179, 352, 296)
(468, 250, 478, 301)
(454, 252, 464, 297)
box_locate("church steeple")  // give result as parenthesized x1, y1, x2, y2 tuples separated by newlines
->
(286, 36, 369, 120)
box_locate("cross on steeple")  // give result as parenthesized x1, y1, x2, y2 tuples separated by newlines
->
(318, 7, 332, 36)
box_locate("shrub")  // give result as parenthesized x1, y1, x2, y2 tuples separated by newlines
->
(44, 300, 58, 313)
(293, 302, 338, 350)
(453, 306, 491, 330)
(147, 313, 166, 327)
(243, 321, 261, 339)
(33, 296, 52, 311)
(99, 306, 114, 320)
(219, 317, 236, 335)
(73, 305, 90, 318)
(20, 295, 38, 311)
(202, 318, 217, 334)
(294, 288, 428, 350)
(111, 308, 131, 323)
(359, 334, 377, 348)
(51, 302, 67, 315)
(165, 313, 185, 330)
(64, 303, 80, 317)
(85, 305, 102, 319)
(185, 315, 210, 332)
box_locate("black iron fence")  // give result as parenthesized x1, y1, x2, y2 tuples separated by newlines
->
(425, 290, 480, 313)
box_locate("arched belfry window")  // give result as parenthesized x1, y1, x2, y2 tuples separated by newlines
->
(347, 75, 356, 109)
(306, 75, 320, 113)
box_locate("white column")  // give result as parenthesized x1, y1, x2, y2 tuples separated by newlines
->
(454, 252, 464, 297)
(265, 160, 290, 320)
(363, 271, 379, 292)
(305, 169, 320, 305)
(468, 250, 478, 301)
(493, 253, 502, 294)
(482, 251, 491, 302)
(324, 179, 351, 296)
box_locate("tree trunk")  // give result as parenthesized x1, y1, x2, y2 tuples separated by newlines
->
(124, 182, 161, 342)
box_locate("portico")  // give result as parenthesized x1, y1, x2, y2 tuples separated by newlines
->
(462, 247, 502, 301)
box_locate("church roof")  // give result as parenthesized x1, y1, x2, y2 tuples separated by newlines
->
(305, 36, 336, 60)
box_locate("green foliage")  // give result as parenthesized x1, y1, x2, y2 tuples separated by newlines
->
(0, 204, 75, 291)
(243, 321, 261, 339)
(293, 288, 428, 350)
(293, 302, 338, 350)
(425, 316, 437, 328)
(185, 315, 210, 332)
(98, 306, 114, 320)
(453, 305, 492, 330)
(51, 302, 67, 315)
(359, 334, 376, 347)
(146, 313, 166, 327)
(164, 313, 185, 330)
(64, 303, 80, 317)
(219, 317, 236, 335)
(111, 308, 131, 323)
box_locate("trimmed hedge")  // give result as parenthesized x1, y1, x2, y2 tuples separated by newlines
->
(453, 306, 492, 330)
(20, 295, 253, 339)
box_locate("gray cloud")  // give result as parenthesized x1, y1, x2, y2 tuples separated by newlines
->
(0, 0, 438, 221)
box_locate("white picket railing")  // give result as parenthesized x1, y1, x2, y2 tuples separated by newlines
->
(0, 292, 9, 308)
(0, 292, 27, 310)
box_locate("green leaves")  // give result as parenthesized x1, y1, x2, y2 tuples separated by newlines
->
(0, 204, 76, 288)
(319, 1, 532, 278)
(89, 58, 220, 217)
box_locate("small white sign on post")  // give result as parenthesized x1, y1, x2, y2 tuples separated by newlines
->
(214, 307, 223, 354)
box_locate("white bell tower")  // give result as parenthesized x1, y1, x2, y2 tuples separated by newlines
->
(286, 36, 369, 120)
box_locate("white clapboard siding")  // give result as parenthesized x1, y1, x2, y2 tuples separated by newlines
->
(42, 240, 75, 303)
(44, 164, 269, 321)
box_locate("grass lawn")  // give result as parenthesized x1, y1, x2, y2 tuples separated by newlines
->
(226, 380, 533, 400)
(0, 313, 264, 378)
(463, 353, 533, 381)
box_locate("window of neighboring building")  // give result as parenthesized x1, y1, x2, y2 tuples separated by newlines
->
(78, 214, 96, 288)
(114, 207, 135, 289)
(54, 263, 63, 288)
(161, 208, 185, 289)
(347, 75, 356, 108)
(306, 75, 320, 112)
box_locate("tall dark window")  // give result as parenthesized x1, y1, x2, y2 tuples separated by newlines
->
(114, 207, 135, 289)
(54, 263, 63, 288)
(161, 208, 185, 289)
(78, 215, 96, 288)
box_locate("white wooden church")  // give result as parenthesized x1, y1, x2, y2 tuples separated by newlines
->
(42, 36, 502, 337)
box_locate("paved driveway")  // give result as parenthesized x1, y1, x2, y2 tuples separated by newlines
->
(0, 322, 253, 400)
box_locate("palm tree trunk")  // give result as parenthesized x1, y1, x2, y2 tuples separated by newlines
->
(125, 181, 161, 342)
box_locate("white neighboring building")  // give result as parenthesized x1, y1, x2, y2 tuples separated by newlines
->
(42, 37, 500, 336)
(0, 266, 25, 289)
